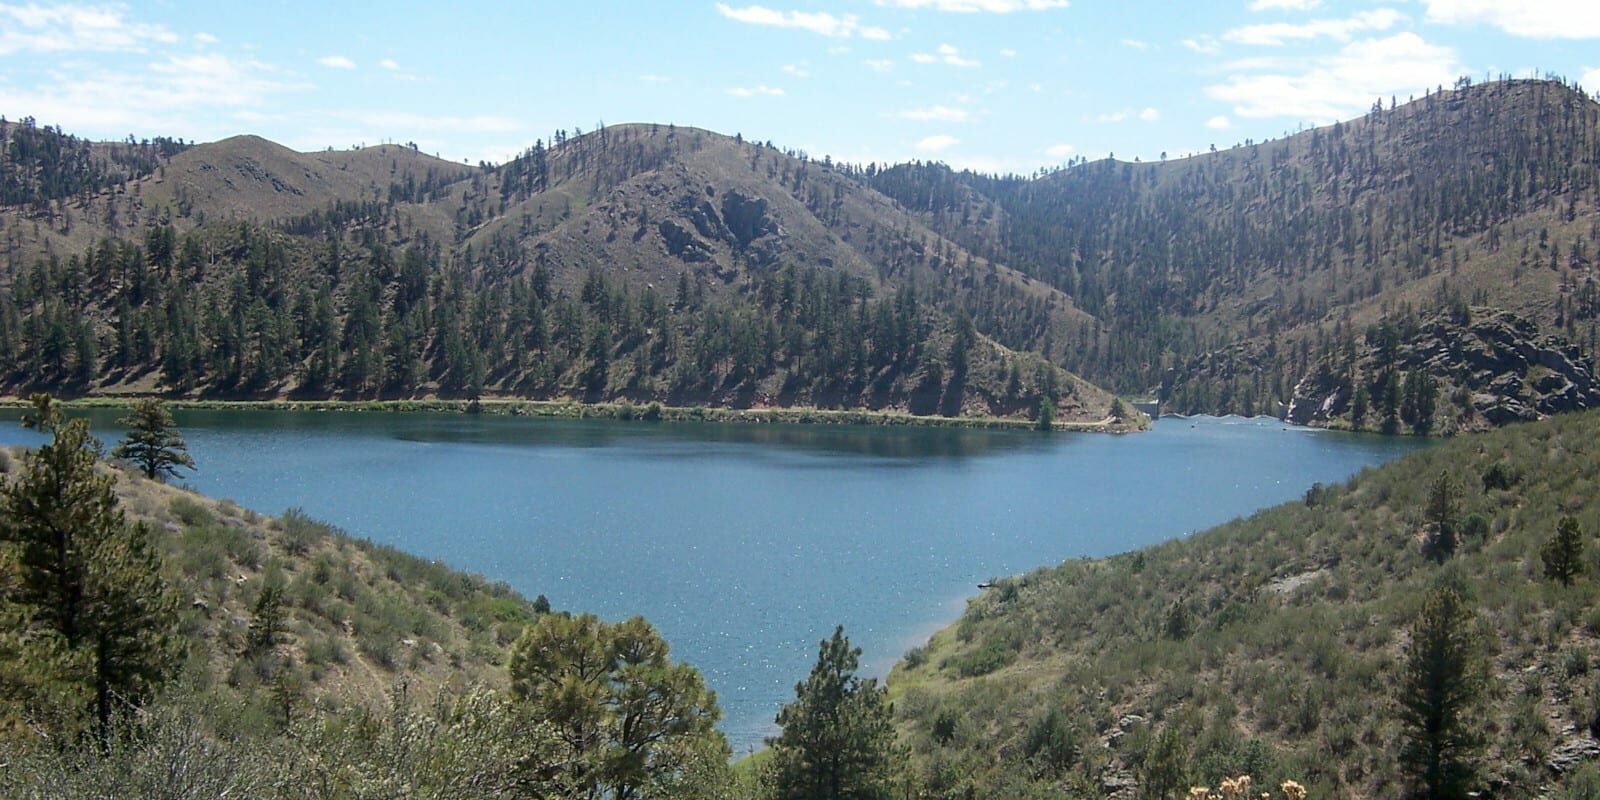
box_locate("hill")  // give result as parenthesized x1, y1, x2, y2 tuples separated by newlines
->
(0, 122, 1117, 427)
(888, 409, 1600, 797)
(1, 443, 537, 718)
(873, 78, 1600, 422)
(7, 78, 1600, 431)
(0, 408, 738, 799)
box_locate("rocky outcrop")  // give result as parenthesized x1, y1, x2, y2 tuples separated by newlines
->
(657, 220, 713, 262)
(1166, 307, 1599, 434)
(659, 188, 781, 265)
(1548, 735, 1600, 776)
(1285, 308, 1600, 431)
(720, 190, 778, 246)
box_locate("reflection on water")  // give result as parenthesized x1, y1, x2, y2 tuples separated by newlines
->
(0, 408, 1429, 751)
(9, 407, 1049, 462)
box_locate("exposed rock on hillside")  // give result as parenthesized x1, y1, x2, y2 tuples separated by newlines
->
(1163, 308, 1599, 433)
(1285, 308, 1600, 432)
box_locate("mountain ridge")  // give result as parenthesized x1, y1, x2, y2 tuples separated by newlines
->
(4, 77, 1600, 431)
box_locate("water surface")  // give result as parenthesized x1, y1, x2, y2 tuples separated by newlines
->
(0, 410, 1428, 751)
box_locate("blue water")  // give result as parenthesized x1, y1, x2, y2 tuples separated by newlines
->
(0, 410, 1428, 751)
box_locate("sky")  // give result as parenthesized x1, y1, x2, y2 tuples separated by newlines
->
(2, 1, 1600, 175)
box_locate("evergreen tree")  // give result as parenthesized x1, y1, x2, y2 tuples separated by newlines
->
(1423, 473, 1459, 562)
(1037, 396, 1055, 432)
(767, 626, 898, 800)
(81, 520, 179, 742)
(111, 398, 194, 481)
(507, 612, 727, 800)
(1542, 515, 1585, 587)
(1397, 585, 1485, 800)
(246, 582, 284, 653)
(2, 395, 116, 644)
(0, 394, 180, 743)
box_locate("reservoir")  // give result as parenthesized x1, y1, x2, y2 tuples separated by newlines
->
(0, 410, 1428, 751)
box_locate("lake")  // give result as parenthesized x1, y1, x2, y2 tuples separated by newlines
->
(0, 409, 1428, 751)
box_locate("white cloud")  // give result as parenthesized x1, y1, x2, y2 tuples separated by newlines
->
(782, 62, 810, 77)
(379, 58, 400, 70)
(1579, 67, 1600, 96)
(865, 58, 894, 71)
(0, 3, 177, 54)
(915, 133, 959, 152)
(1094, 107, 1160, 124)
(1251, 0, 1321, 9)
(911, 43, 979, 67)
(1120, 38, 1148, 50)
(1206, 32, 1459, 121)
(1205, 115, 1232, 129)
(1045, 142, 1075, 158)
(1423, 0, 1600, 39)
(1183, 36, 1221, 55)
(318, 54, 356, 69)
(639, 73, 670, 83)
(899, 104, 969, 122)
(876, 0, 1067, 11)
(727, 84, 785, 97)
(999, 47, 1017, 57)
(715, 4, 890, 39)
(193, 31, 218, 44)
(0, 51, 303, 137)
(1222, 8, 1403, 46)
(1219, 55, 1292, 72)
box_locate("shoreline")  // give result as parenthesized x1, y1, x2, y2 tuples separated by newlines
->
(0, 395, 1145, 434)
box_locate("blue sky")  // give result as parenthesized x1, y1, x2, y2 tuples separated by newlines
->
(2, 1, 1599, 174)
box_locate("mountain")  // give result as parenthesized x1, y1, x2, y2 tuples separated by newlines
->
(0, 119, 1117, 426)
(888, 408, 1600, 797)
(6, 77, 1600, 431)
(872, 77, 1600, 424)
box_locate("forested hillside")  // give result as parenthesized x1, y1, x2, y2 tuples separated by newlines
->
(890, 409, 1600, 798)
(873, 78, 1600, 423)
(6, 78, 1600, 431)
(0, 121, 1111, 425)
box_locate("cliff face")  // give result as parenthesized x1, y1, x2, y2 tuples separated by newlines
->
(1285, 308, 1600, 432)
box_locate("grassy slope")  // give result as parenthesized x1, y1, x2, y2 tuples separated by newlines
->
(0, 448, 539, 721)
(890, 411, 1600, 797)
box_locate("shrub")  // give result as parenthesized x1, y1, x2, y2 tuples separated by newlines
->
(170, 496, 215, 528)
(903, 645, 928, 670)
(952, 636, 1016, 677)
(280, 507, 333, 557)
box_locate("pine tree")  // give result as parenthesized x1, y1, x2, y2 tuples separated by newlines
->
(3, 394, 117, 644)
(1423, 473, 1459, 562)
(111, 398, 194, 481)
(81, 520, 179, 742)
(1542, 515, 1585, 587)
(1037, 396, 1055, 431)
(246, 582, 284, 653)
(507, 612, 726, 800)
(1397, 586, 1485, 800)
(0, 394, 179, 743)
(768, 626, 898, 800)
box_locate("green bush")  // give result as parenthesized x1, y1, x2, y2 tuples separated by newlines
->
(951, 636, 1016, 677)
